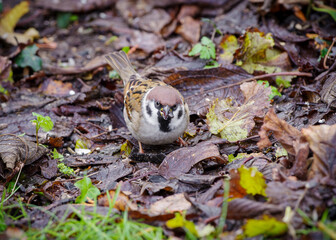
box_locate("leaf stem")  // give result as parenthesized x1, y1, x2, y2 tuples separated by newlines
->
(216, 178, 230, 236)
(323, 37, 336, 69)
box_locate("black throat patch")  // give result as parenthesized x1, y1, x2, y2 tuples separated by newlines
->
(157, 112, 171, 132)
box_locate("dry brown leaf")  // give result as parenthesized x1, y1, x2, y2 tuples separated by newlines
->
(176, 16, 200, 44)
(258, 108, 301, 155)
(0, 134, 48, 170)
(97, 190, 138, 211)
(227, 198, 284, 220)
(149, 193, 191, 215)
(302, 124, 336, 180)
(39, 79, 73, 97)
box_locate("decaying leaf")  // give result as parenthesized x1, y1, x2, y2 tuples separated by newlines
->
(238, 165, 267, 197)
(207, 81, 271, 141)
(158, 142, 223, 179)
(220, 28, 294, 84)
(98, 189, 138, 211)
(0, 134, 48, 169)
(243, 215, 288, 237)
(0, 1, 39, 45)
(149, 193, 191, 215)
(258, 108, 302, 155)
(0, 134, 48, 179)
(302, 124, 336, 179)
(227, 198, 284, 220)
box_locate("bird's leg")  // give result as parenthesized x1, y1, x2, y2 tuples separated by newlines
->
(138, 141, 144, 154)
(178, 137, 188, 147)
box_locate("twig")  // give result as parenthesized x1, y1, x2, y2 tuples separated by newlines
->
(323, 37, 336, 69)
(186, 71, 312, 99)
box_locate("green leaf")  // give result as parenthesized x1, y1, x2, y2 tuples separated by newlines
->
(244, 215, 288, 237)
(238, 166, 267, 196)
(209, 44, 216, 59)
(15, 45, 42, 71)
(52, 148, 64, 161)
(257, 80, 282, 100)
(275, 146, 288, 158)
(57, 12, 72, 29)
(201, 36, 212, 46)
(204, 60, 219, 69)
(275, 76, 291, 88)
(120, 141, 132, 157)
(121, 46, 130, 54)
(228, 153, 248, 163)
(188, 43, 202, 56)
(166, 212, 198, 237)
(57, 162, 74, 176)
(313, 4, 336, 22)
(31, 112, 54, 132)
(200, 47, 211, 59)
(75, 176, 100, 203)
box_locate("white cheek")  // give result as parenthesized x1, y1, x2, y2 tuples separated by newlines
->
(142, 100, 158, 126)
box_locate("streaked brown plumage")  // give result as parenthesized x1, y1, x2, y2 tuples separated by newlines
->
(105, 51, 189, 153)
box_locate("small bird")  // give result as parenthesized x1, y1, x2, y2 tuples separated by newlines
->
(105, 51, 189, 153)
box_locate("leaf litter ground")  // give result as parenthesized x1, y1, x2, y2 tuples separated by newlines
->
(0, 0, 336, 239)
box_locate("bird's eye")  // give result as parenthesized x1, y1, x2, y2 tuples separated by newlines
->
(171, 105, 177, 111)
(155, 101, 161, 108)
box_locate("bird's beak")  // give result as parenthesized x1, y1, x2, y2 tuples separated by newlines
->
(160, 106, 173, 120)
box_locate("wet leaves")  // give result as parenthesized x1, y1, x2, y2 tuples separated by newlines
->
(1, 0, 336, 239)
(158, 142, 223, 179)
(0, 134, 48, 180)
(207, 81, 271, 141)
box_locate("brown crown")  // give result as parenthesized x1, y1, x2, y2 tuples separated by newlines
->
(146, 86, 182, 106)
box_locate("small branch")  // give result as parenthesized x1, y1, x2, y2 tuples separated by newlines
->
(323, 37, 336, 70)
(187, 71, 312, 99)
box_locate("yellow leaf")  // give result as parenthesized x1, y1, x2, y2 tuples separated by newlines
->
(244, 215, 288, 237)
(238, 165, 267, 196)
(0, 1, 29, 33)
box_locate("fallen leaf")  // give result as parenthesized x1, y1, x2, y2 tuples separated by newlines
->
(176, 16, 200, 44)
(0, 134, 47, 170)
(149, 193, 191, 215)
(302, 124, 336, 179)
(227, 198, 284, 220)
(0, 1, 40, 45)
(98, 189, 138, 211)
(320, 72, 336, 108)
(243, 215, 287, 237)
(35, 0, 116, 12)
(39, 79, 73, 97)
(219, 35, 239, 64)
(238, 165, 267, 197)
(207, 81, 271, 141)
(158, 142, 223, 179)
(15, 45, 42, 71)
(258, 108, 301, 155)
(0, 1, 29, 32)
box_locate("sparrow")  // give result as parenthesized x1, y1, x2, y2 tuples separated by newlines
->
(105, 51, 189, 153)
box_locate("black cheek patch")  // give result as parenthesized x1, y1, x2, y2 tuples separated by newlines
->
(146, 104, 152, 116)
(177, 110, 183, 119)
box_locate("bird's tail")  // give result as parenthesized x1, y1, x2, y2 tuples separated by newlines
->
(104, 51, 140, 85)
